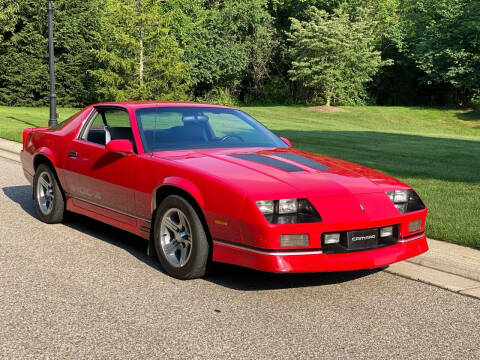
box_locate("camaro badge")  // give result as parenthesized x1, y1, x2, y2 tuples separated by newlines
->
(360, 204, 365, 212)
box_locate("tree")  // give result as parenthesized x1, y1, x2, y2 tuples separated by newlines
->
(178, 0, 276, 103)
(90, 0, 190, 101)
(0, 0, 18, 42)
(400, 0, 480, 106)
(288, 6, 391, 105)
(0, 0, 103, 107)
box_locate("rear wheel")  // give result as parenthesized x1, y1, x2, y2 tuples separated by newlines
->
(33, 163, 65, 224)
(153, 195, 209, 280)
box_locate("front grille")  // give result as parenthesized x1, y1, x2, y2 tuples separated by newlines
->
(321, 225, 399, 254)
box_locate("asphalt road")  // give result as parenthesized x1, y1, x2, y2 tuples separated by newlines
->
(0, 155, 479, 359)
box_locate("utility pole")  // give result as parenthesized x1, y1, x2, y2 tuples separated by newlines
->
(47, 0, 58, 127)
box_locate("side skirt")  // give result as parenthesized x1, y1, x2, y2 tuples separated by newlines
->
(65, 196, 151, 240)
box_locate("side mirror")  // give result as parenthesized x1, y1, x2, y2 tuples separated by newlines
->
(106, 139, 134, 154)
(280, 137, 292, 147)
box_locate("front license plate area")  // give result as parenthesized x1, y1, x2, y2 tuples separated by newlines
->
(346, 229, 379, 250)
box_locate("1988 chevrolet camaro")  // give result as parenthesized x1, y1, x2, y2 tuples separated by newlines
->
(21, 102, 428, 279)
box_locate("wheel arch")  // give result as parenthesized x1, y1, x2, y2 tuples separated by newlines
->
(152, 182, 212, 248)
(33, 150, 57, 171)
(33, 152, 65, 201)
(152, 177, 204, 210)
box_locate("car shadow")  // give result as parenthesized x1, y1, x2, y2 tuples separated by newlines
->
(204, 264, 381, 291)
(3, 185, 37, 218)
(2, 185, 379, 291)
(2, 185, 161, 270)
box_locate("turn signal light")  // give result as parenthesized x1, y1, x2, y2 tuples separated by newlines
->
(280, 234, 309, 247)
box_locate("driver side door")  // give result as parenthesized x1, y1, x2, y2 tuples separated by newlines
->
(63, 107, 138, 224)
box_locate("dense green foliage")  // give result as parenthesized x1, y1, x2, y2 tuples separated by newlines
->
(0, 0, 18, 42)
(90, 0, 189, 101)
(0, 0, 102, 106)
(288, 6, 391, 105)
(399, 0, 480, 106)
(0, 0, 479, 106)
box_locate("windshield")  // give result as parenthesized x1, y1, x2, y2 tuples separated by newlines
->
(135, 106, 287, 152)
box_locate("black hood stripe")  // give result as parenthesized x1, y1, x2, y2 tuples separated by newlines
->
(273, 153, 330, 171)
(229, 154, 304, 172)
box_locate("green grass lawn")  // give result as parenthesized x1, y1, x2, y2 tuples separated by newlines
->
(0, 106, 79, 142)
(1, 105, 479, 249)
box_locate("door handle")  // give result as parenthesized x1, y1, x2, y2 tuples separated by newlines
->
(68, 151, 78, 158)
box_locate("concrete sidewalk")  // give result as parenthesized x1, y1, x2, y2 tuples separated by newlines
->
(0, 138, 22, 162)
(0, 137, 479, 298)
(408, 238, 480, 282)
(387, 238, 480, 299)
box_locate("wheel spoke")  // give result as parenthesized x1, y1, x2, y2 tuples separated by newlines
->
(179, 246, 187, 265)
(39, 176, 50, 190)
(163, 240, 179, 255)
(163, 216, 180, 233)
(179, 213, 187, 230)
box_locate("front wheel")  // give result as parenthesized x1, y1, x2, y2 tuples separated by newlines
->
(33, 163, 65, 224)
(153, 195, 209, 280)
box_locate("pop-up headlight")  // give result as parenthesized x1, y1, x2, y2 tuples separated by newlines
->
(256, 200, 274, 215)
(256, 199, 321, 224)
(386, 190, 425, 214)
(278, 199, 298, 214)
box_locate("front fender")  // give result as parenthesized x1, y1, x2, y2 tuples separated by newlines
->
(153, 176, 205, 211)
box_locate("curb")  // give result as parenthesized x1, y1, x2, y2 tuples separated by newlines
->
(407, 238, 480, 282)
(386, 238, 480, 299)
(386, 262, 480, 299)
(0, 137, 478, 298)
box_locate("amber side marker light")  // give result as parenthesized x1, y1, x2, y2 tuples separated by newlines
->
(409, 220, 422, 233)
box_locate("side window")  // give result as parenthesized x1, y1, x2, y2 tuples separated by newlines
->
(83, 113, 107, 145)
(104, 109, 131, 128)
(82, 109, 134, 148)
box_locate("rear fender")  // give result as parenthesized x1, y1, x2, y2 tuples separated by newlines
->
(23, 127, 49, 151)
(34, 148, 57, 169)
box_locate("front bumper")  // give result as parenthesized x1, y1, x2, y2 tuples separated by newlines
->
(212, 234, 428, 273)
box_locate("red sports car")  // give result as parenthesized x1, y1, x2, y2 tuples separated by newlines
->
(20, 102, 428, 279)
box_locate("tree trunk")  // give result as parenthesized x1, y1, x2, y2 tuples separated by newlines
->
(325, 96, 331, 107)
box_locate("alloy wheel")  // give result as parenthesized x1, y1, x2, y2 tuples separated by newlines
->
(159, 208, 193, 268)
(36, 171, 55, 215)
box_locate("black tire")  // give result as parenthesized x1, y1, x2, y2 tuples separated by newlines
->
(33, 163, 65, 224)
(153, 195, 209, 280)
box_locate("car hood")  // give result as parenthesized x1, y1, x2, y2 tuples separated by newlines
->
(153, 147, 408, 199)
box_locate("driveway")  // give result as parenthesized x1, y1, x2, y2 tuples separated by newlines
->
(0, 155, 479, 359)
